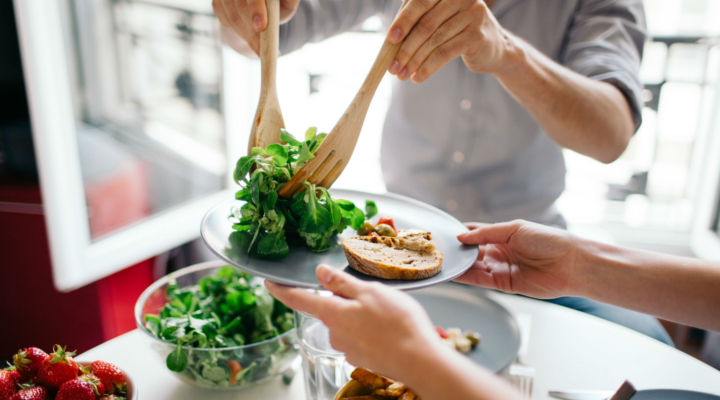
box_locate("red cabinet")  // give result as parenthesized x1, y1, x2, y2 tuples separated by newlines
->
(0, 181, 153, 356)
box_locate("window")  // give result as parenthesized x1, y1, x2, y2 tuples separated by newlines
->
(15, 0, 234, 290)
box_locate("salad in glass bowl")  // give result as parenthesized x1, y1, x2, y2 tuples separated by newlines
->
(134, 261, 298, 390)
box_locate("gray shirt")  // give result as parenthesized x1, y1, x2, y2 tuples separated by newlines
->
(279, 0, 646, 227)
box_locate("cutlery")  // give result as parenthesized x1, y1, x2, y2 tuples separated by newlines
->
(248, 0, 285, 152)
(510, 364, 535, 399)
(510, 313, 535, 399)
(550, 381, 636, 400)
(276, 0, 409, 197)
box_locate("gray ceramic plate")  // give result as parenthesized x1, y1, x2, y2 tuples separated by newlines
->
(411, 283, 520, 373)
(633, 390, 720, 399)
(201, 189, 478, 290)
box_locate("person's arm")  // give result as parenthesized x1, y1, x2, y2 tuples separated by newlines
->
(406, 345, 522, 400)
(455, 221, 720, 332)
(266, 265, 523, 400)
(580, 239, 720, 331)
(494, 0, 646, 164)
(385, 0, 646, 164)
(492, 35, 636, 164)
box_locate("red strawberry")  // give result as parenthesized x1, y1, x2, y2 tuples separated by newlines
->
(56, 380, 94, 400)
(0, 370, 19, 400)
(9, 385, 47, 400)
(100, 395, 125, 400)
(78, 374, 104, 398)
(13, 348, 49, 382)
(36, 346, 78, 391)
(3, 370, 20, 388)
(89, 363, 123, 394)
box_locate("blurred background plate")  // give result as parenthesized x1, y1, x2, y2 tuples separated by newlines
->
(411, 283, 520, 373)
(633, 390, 720, 399)
(201, 189, 478, 290)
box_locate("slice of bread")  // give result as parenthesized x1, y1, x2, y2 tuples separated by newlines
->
(342, 232, 443, 280)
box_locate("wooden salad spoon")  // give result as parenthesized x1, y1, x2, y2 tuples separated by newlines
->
(277, 1, 409, 198)
(248, 0, 284, 152)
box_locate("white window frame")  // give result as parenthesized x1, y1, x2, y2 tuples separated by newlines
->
(13, 0, 251, 291)
(691, 57, 720, 261)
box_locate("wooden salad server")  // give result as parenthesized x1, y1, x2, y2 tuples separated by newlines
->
(248, 0, 284, 153)
(277, 0, 409, 198)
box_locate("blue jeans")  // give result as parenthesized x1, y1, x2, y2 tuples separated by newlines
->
(544, 297, 674, 346)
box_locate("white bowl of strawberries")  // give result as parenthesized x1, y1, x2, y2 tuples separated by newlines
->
(1, 345, 137, 400)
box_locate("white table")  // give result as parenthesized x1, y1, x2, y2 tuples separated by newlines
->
(77, 292, 720, 399)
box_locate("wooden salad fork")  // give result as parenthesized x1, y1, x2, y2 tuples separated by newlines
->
(248, 0, 284, 152)
(276, 1, 409, 198)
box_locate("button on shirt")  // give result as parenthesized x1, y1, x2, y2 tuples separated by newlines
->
(278, 0, 646, 227)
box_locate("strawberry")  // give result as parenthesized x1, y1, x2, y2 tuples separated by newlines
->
(13, 348, 49, 382)
(0, 370, 19, 400)
(56, 380, 94, 400)
(109, 383, 126, 397)
(36, 346, 78, 391)
(89, 363, 123, 394)
(9, 384, 47, 400)
(78, 374, 104, 398)
(100, 395, 125, 400)
(2, 370, 20, 388)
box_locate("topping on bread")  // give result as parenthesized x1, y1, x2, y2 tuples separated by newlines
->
(342, 232, 443, 280)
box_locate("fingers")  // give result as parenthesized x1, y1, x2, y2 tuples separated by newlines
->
(410, 29, 475, 83)
(387, 0, 441, 44)
(265, 280, 344, 317)
(214, 0, 261, 54)
(390, 2, 464, 78)
(457, 220, 523, 245)
(264, 265, 370, 316)
(388, 1, 497, 82)
(400, 14, 469, 80)
(316, 265, 368, 300)
(222, 0, 246, 34)
(213, 0, 233, 28)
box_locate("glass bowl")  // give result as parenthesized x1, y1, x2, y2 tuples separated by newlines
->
(134, 260, 299, 390)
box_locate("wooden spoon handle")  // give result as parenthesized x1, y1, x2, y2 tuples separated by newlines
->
(259, 0, 280, 91)
(340, 0, 410, 127)
(249, 0, 283, 153)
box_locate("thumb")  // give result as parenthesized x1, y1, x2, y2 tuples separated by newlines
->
(457, 220, 522, 245)
(316, 265, 366, 299)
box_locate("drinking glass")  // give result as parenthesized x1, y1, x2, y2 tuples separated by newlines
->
(295, 310, 353, 400)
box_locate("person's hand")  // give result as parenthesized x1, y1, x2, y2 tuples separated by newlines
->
(212, 0, 301, 55)
(455, 220, 588, 299)
(265, 265, 444, 379)
(386, 0, 517, 83)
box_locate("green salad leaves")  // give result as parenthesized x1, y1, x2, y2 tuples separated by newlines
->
(231, 127, 371, 258)
(144, 266, 296, 387)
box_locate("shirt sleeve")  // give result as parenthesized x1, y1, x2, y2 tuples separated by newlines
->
(278, 0, 397, 56)
(560, 0, 647, 132)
